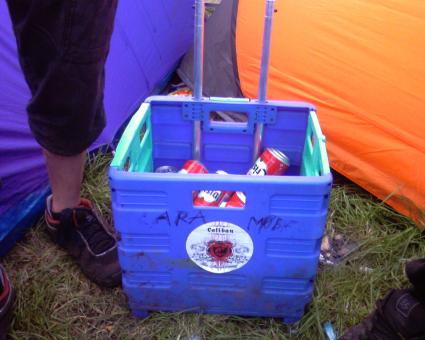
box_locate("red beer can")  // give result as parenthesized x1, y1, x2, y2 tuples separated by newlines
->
(179, 160, 208, 200)
(178, 160, 208, 174)
(248, 148, 290, 176)
(194, 170, 232, 207)
(226, 191, 246, 208)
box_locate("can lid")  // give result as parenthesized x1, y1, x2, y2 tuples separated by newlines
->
(216, 170, 228, 175)
(268, 148, 290, 166)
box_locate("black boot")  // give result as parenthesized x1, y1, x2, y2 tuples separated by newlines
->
(341, 289, 425, 340)
(0, 265, 15, 340)
(341, 258, 425, 340)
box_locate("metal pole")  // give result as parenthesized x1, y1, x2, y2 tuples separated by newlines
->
(193, 0, 205, 160)
(253, 0, 275, 162)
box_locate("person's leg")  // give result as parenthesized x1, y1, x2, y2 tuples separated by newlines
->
(6, 0, 121, 287)
(341, 258, 425, 340)
(44, 150, 86, 213)
(406, 257, 425, 301)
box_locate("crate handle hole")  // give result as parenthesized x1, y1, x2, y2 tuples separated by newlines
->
(209, 110, 248, 124)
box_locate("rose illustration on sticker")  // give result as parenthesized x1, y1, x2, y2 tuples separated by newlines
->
(207, 240, 233, 262)
(186, 221, 254, 274)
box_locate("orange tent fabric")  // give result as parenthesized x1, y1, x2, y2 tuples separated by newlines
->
(236, 0, 425, 225)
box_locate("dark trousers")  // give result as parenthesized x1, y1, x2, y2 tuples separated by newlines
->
(6, 0, 118, 155)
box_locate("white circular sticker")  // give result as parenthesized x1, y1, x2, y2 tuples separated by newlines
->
(186, 221, 254, 274)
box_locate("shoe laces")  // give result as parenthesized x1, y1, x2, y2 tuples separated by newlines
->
(73, 208, 116, 255)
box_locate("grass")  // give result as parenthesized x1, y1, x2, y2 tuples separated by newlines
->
(3, 151, 424, 339)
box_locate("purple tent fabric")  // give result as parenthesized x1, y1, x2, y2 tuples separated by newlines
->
(0, 0, 194, 255)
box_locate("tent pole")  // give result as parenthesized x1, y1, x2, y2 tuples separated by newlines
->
(253, 0, 275, 162)
(193, 0, 205, 160)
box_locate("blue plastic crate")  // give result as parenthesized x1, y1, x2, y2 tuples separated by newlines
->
(109, 96, 332, 324)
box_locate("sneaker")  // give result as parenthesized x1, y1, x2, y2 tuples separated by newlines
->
(341, 288, 425, 340)
(45, 196, 121, 288)
(0, 265, 15, 340)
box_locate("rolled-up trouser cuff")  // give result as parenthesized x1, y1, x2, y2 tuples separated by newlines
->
(6, 0, 117, 156)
